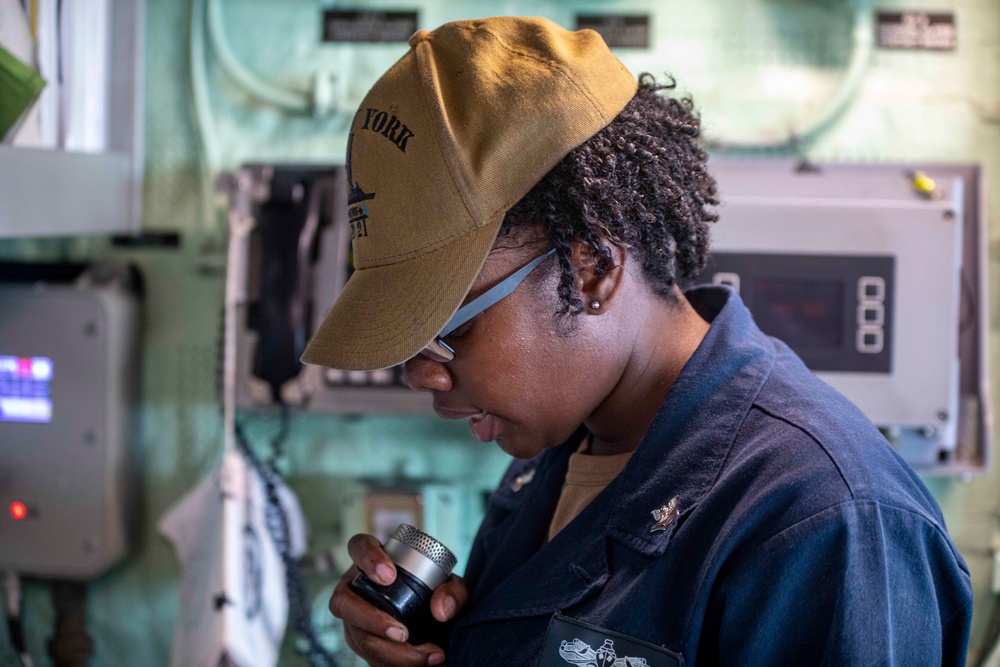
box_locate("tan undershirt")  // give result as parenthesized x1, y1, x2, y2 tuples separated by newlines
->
(546, 435, 634, 542)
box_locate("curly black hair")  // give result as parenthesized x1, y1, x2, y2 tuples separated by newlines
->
(499, 73, 719, 319)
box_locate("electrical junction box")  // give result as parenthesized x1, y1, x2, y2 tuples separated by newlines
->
(697, 161, 990, 475)
(0, 261, 142, 577)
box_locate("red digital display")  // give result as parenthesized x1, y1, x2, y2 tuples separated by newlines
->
(754, 278, 845, 349)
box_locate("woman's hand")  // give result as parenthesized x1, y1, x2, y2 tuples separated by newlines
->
(329, 533, 469, 666)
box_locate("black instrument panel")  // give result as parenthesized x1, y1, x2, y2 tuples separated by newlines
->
(697, 253, 895, 374)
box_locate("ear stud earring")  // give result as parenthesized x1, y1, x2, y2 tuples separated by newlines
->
(590, 300, 601, 310)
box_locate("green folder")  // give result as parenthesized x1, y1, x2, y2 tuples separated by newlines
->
(0, 44, 46, 142)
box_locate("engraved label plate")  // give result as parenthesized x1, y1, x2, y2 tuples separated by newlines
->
(322, 10, 419, 43)
(575, 15, 650, 49)
(876, 12, 956, 51)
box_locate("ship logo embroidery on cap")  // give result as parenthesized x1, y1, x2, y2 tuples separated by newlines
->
(346, 131, 376, 241)
(649, 496, 680, 533)
(559, 638, 650, 667)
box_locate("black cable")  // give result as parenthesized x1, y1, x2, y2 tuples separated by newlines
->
(48, 580, 93, 667)
(6, 616, 28, 667)
(2, 572, 32, 667)
(235, 411, 339, 667)
(9, 617, 26, 655)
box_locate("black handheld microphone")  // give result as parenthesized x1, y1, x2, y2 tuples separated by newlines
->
(350, 524, 458, 645)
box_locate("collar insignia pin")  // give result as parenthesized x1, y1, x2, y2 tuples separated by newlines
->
(511, 468, 535, 492)
(650, 496, 680, 533)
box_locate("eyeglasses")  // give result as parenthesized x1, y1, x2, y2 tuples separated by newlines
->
(421, 248, 556, 362)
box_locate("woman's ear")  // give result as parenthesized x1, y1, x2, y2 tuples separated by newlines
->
(570, 238, 626, 313)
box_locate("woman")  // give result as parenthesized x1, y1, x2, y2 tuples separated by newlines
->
(303, 16, 971, 667)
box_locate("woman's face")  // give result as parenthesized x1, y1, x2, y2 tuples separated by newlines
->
(401, 234, 626, 459)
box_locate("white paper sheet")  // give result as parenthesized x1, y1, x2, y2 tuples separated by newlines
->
(159, 450, 307, 667)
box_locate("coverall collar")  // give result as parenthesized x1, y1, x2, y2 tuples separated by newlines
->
(605, 285, 776, 557)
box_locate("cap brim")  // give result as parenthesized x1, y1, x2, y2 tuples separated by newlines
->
(301, 218, 501, 371)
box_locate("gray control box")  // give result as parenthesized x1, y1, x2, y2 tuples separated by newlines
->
(699, 162, 989, 474)
(0, 262, 142, 577)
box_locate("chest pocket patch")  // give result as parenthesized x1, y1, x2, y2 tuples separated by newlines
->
(537, 614, 684, 667)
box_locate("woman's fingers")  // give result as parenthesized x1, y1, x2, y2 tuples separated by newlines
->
(347, 532, 397, 584)
(343, 624, 445, 667)
(329, 567, 408, 641)
(331, 568, 446, 665)
(335, 533, 453, 665)
(429, 574, 469, 623)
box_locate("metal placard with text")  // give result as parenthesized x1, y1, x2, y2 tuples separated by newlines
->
(575, 15, 650, 49)
(876, 12, 956, 51)
(323, 10, 419, 43)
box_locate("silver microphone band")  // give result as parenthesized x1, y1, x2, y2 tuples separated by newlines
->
(383, 537, 450, 590)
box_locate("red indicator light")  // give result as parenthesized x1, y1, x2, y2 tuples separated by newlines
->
(10, 502, 27, 520)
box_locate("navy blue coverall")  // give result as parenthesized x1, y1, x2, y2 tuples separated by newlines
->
(447, 286, 972, 666)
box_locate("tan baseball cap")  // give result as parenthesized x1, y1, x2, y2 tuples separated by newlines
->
(301, 16, 637, 371)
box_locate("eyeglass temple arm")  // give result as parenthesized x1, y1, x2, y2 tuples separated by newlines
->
(438, 249, 555, 338)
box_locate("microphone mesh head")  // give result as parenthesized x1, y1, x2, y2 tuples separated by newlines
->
(392, 524, 457, 575)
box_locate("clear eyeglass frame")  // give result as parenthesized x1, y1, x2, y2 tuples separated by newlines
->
(419, 249, 556, 363)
